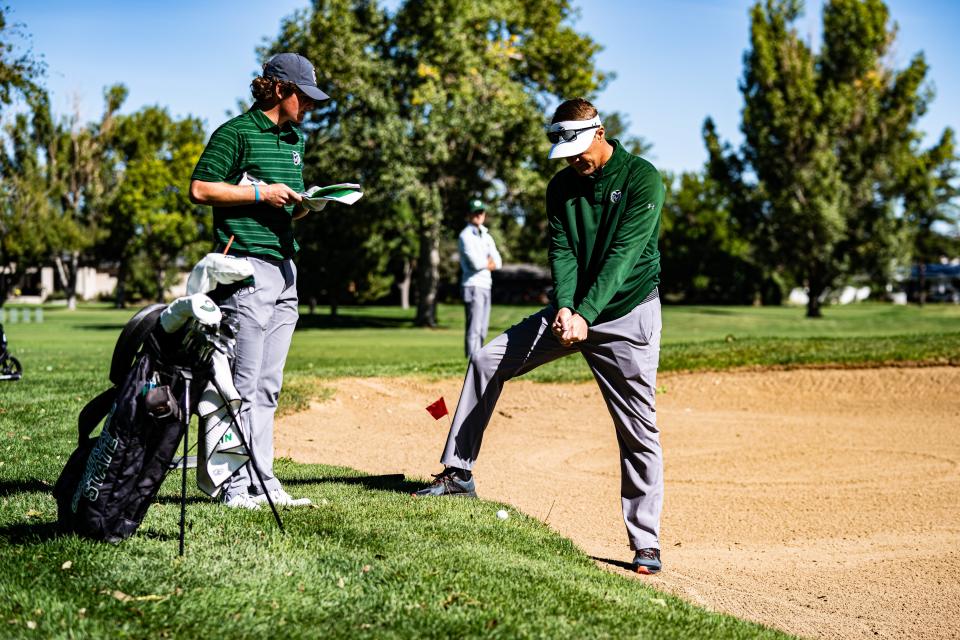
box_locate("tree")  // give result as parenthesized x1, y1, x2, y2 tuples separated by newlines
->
(704, 0, 956, 317)
(44, 87, 125, 309)
(0, 7, 43, 116)
(0, 6, 46, 305)
(901, 129, 959, 304)
(659, 171, 772, 304)
(1, 83, 208, 307)
(0, 92, 86, 306)
(103, 106, 207, 305)
(264, 0, 606, 325)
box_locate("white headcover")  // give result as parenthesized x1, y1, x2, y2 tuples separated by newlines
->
(159, 293, 223, 333)
(547, 115, 602, 159)
(186, 253, 256, 295)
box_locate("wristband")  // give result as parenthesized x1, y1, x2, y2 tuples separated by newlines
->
(254, 184, 260, 202)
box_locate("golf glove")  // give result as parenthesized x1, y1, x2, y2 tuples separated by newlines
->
(301, 186, 327, 212)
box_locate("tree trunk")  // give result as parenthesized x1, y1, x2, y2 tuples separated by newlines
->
(806, 295, 822, 318)
(415, 218, 440, 327)
(917, 262, 926, 306)
(115, 259, 129, 308)
(806, 276, 825, 318)
(53, 251, 80, 311)
(399, 258, 412, 310)
(0, 269, 9, 307)
(155, 268, 165, 303)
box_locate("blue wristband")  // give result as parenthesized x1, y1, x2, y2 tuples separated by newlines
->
(254, 184, 260, 202)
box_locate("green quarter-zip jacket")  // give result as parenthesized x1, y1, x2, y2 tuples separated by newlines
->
(191, 108, 305, 259)
(547, 139, 665, 325)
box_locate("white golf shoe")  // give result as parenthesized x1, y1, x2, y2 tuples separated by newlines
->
(251, 488, 312, 507)
(221, 492, 262, 510)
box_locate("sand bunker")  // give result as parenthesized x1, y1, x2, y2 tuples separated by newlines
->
(277, 367, 960, 639)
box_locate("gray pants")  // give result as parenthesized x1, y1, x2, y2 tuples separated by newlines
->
(218, 257, 298, 499)
(441, 297, 663, 550)
(463, 286, 492, 359)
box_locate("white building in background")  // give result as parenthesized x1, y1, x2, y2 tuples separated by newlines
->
(5, 264, 188, 304)
(6, 265, 115, 304)
(74, 267, 117, 301)
(787, 286, 872, 306)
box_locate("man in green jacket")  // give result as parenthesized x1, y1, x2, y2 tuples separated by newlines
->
(414, 98, 666, 574)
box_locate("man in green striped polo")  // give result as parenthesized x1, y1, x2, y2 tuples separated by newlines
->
(414, 98, 667, 575)
(189, 53, 329, 510)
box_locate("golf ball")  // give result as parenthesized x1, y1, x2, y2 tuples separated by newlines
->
(496, 509, 509, 520)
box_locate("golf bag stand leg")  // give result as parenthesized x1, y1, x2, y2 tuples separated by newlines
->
(179, 369, 192, 557)
(211, 376, 284, 532)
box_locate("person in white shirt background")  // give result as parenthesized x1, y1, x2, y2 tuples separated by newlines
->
(458, 199, 503, 359)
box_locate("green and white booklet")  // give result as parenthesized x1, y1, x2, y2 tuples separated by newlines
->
(239, 172, 364, 206)
(301, 183, 364, 206)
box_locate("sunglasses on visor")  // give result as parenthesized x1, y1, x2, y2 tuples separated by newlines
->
(546, 125, 598, 144)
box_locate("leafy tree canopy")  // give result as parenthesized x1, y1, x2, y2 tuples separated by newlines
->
(704, 0, 958, 316)
(262, 0, 611, 323)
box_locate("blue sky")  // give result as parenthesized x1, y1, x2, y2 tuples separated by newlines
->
(8, 0, 958, 173)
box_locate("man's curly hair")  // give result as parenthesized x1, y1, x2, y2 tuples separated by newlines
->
(250, 76, 298, 105)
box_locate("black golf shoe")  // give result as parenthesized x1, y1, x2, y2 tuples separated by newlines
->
(632, 548, 662, 574)
(411, 467, 477, 498)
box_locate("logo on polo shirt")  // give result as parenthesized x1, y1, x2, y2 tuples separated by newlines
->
(610, 190, 622, 204)
(292, 151, 302, 166)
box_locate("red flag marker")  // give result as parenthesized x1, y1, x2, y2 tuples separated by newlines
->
(425, 397, 448, 420)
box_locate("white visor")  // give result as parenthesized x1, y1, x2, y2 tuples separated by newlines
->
(547, 116, 602, 159)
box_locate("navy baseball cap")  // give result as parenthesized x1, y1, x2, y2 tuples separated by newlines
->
(263, 53, 330, 102)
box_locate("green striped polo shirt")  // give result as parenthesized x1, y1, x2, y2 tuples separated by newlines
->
(191, 108, 305, 259)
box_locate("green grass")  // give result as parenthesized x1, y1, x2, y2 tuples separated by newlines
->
(4, 302, 959, 405)
(0, 312, 789, 638)
(288, 302, 960, 381)
(0, 301, 956, 638)
(0, 463, 787, 639)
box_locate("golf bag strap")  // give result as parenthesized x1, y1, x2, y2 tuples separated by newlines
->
(77, 387, 118, 444)
(109, 303, 166, 387)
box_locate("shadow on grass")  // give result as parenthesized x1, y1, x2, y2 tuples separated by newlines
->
(285, 473, 421, 493)
(139, 528, 188, 542)
(74, 323, 129, 332)
(591, 556, 637, 572)
(685, 307, 739, 316)
(0, 478, 53, 496)
(153, 495, 215, 506)
(295, 314, 413, 330)
(0, 520, 61, 544)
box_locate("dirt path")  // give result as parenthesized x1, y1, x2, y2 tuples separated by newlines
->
(276, 367, 960, 639)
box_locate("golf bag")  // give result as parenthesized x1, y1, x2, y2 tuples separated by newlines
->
(0, 322, 22, 381)
(53, 304, 196, 543)
(53, 296, 284, 549)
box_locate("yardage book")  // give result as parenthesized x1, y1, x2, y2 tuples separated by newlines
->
(301, 183, 364, 205)
(238, 173, 364, 206)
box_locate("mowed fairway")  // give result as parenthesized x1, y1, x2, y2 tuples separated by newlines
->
(1, 302, 959, 638)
